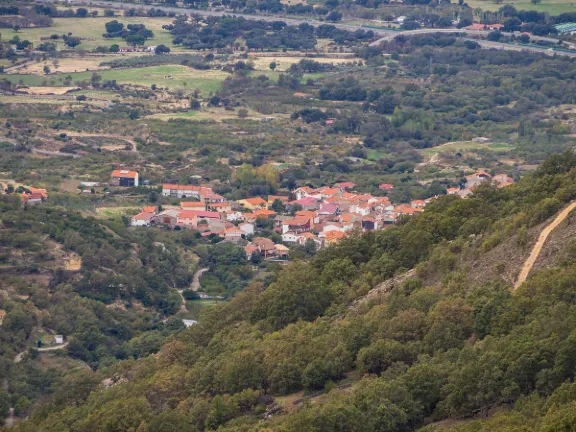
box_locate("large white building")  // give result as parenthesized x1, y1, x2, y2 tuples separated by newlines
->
(162, 184, 200, 198)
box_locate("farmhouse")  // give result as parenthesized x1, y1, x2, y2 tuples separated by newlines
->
(131, 212, 155, 227)
(21, 192, 44, 205)
(111, 170, 139, 187)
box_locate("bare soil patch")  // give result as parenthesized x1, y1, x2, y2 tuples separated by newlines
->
(18, 86, 79, 95)
(18, 57, 111, 75)
(59, 179, 82, 193)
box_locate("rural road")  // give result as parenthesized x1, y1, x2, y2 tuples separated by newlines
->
(13, 341, 70, 363)
(177, 267, 208, 312)
(37, 0, 576, 57)
(36, 0, 396, 36)
(191, 267, 208, 291)
(514, 201, 576, 290)
(369, 28, 560, 45)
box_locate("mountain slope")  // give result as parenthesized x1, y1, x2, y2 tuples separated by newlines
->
(7, 151, 576, 431)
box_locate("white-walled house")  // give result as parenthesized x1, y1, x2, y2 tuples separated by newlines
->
(282, 232, 300, 243)
(131, 212, 154, 227)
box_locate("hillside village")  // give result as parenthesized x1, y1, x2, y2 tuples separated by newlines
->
(122, 169, 515, 260)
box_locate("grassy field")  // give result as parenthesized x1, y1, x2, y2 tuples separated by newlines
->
(466, 0, 576, 13)
(9, 16, 175, 51)
(95, 207, 140, 218)
(183, 299, 222, 320)
(419, 141, 514, 158)
(5, 65, 228, 93)
(147, 106, 284, 121)
(15, 56, 113, 75)
(253, 70, 328, 82)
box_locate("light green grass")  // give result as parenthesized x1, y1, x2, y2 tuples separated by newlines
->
(9, 16, 176, 51)
(252, 71, 328, 82)
(6, 65, 227, 93)
(95, 207, 140, 218)
(366, 149, 390, 161)
(420, 141, 514, 157)
(467, 0, 576, 14)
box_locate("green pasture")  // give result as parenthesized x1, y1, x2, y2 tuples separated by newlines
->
(8, 16, 175, 51)
(6, 65, 227, 93)
(419, 141, 514, 158)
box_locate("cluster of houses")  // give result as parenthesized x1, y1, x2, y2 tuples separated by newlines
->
(128, 170, 514, 259)
(463, 23, 505, 31)
(447, 170, 514, 198)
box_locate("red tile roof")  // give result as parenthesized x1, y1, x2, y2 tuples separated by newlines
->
(181, 201, 206, 208)
(132, 212, 154, 221)
(112, 170, 137, 179)
(242, 197, 267, 205)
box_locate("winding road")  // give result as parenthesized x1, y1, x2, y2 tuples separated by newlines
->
(514, 202, 576, 290)
(191, 267, 209, 291)
(177, 267, 208, 312)
(14, 341, 70, 363)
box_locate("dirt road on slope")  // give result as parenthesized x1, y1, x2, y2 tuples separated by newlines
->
(514, 201, 576, 290)
(177, 268, 208, 313)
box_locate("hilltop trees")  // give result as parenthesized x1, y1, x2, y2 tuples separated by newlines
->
(103, 21, 154, 45)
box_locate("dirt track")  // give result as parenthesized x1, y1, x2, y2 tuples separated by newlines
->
(514, 201, 576, 290)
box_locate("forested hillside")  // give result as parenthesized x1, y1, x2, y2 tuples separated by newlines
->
(0, 196, 199, 420)
(3, 151, 576, 431)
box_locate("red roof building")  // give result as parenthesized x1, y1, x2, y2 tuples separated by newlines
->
(111, 170, 139, 187)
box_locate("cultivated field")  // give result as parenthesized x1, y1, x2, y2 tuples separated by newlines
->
(12, 57, 113, 75)
(19, 86, 79, 95)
